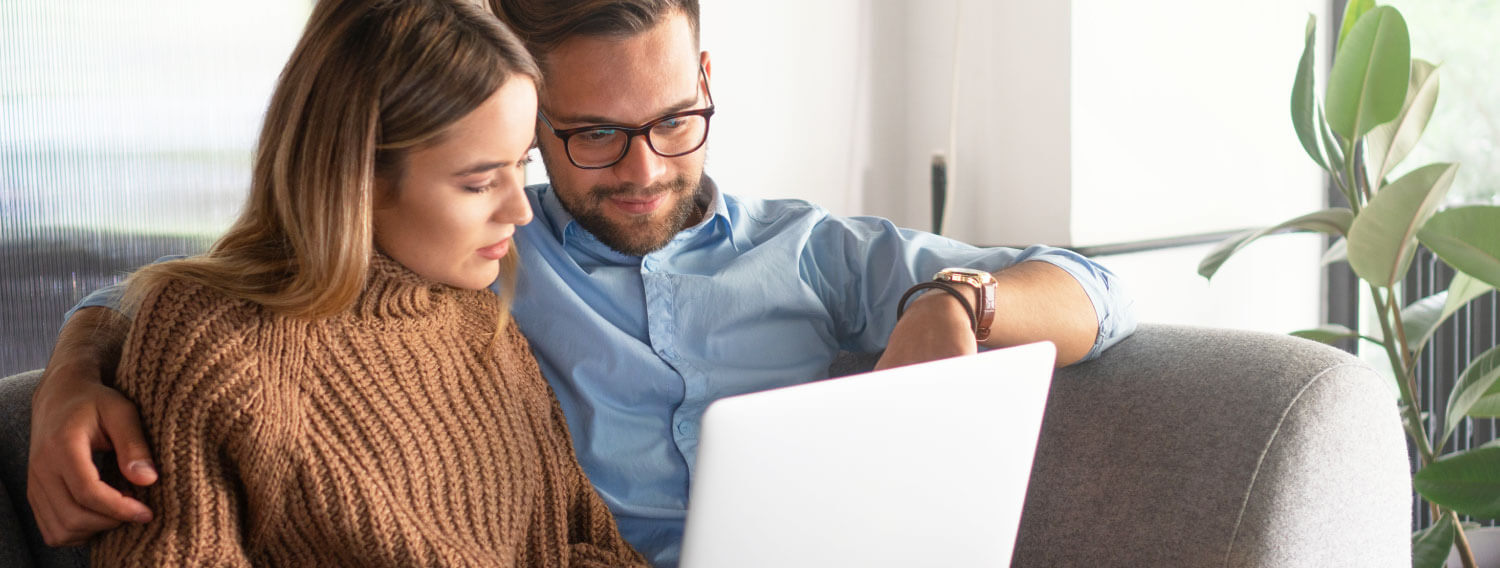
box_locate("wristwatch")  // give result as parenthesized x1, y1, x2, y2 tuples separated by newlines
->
(933, 268, 997, 341)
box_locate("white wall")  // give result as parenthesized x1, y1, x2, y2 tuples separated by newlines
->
(1070, 0, 1329, 245)
(700, 0, 1332, 335)
(698, 0, 867, 213)
(704, 0, 1328, 245)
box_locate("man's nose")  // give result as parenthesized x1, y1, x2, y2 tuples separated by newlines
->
(609, 135, 668, 188)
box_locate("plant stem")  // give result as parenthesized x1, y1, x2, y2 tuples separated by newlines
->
(1353, 140, 1375, 204)
(1344, 139, 1370, 209)
(1387, 288, 1417, 378)
(1329, 167, 1356, 213)
(1452, 511, 1478, 568)
(1369, 283, 1435, 464)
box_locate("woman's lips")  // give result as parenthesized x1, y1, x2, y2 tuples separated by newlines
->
(609, 193, 665, 215)
(476, 238, 511, 260)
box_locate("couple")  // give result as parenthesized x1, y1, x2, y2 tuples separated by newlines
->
(28, 0, 1137, 566)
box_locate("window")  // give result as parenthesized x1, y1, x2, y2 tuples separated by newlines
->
(0, 2, 310, 375)
(1382, 0, 1499, 204)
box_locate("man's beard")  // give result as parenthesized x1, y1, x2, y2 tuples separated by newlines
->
(562, 174, 702, 256)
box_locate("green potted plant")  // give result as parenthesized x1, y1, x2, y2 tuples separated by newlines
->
(1197, 2, 1500, 567)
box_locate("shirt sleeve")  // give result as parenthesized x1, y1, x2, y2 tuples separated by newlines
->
(62, 255, 189, 324)
(801, 213, 1136, 362)
(91, 279, 257, 567)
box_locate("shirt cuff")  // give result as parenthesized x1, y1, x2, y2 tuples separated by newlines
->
(63, 282, 127, 327)
(1025, 250, 1138, 362)
(61, 254, 189, 327)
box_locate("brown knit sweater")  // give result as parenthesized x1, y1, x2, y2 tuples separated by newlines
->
(93, 255, 646, 567)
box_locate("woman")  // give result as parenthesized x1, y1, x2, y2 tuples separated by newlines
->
(92, 0, 645, 565)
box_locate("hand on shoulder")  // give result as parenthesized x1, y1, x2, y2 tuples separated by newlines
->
(27, 307, 156, 546)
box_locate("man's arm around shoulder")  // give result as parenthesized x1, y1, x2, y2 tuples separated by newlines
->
(28, 306, 157, 546)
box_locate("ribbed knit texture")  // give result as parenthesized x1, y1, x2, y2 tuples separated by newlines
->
(92, 255, 646, 567)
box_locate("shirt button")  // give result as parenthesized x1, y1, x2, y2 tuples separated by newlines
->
(677, 421, 697, 436)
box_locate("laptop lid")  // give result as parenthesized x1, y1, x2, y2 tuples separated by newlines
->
(679, 341, 1056, 568)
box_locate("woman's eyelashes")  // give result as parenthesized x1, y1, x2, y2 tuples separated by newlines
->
(464, 178, 497, 193)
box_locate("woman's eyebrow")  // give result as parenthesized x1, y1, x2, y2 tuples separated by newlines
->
(451, 160, 507, 176)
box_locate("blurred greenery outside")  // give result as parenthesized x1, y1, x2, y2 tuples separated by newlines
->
(1382, 0, 1499, 204)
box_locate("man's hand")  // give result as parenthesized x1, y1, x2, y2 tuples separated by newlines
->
(874, 289, 978, 371)
(27, 307, 155, 547)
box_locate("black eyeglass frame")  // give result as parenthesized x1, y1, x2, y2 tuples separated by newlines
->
(537, 65, 715, 170)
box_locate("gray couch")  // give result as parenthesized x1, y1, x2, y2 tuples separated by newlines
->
(1, 324, 1412, 566)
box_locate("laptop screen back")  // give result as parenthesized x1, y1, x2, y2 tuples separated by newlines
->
(679, 341, 1056, 568)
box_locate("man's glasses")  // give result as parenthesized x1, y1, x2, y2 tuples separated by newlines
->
(537, 65, 714, 170)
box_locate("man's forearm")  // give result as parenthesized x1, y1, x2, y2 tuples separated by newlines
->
(980, 261, 1098, 366)
(35, 307, 129, 402)
(892, 261, 1098, 368)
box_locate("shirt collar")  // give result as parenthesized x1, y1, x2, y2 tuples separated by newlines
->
(537, 174, 747, 253)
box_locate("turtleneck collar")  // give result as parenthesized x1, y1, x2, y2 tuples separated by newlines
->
(352, 252, 452, 321)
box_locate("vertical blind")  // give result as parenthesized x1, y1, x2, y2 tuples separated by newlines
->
(0, 2, 308, 376)
(1406, 248, 1500, 530)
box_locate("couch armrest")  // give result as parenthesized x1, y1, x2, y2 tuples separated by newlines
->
(1, 370, 87, 568)
(0, 460, 32, 568)
(0, 370, 40, 567)
(1012, 323, 1410, 567)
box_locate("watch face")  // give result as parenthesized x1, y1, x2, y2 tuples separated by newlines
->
(936, 267, 994, 282)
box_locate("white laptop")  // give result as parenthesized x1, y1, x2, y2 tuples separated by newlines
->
(678, 341, 1057, 568)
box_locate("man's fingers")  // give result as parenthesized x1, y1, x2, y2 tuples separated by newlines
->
(72, 478, 151, 525)
(29, 474, 123, 547)
(57, 437, 152, 524)
(98, 401, 157, 487)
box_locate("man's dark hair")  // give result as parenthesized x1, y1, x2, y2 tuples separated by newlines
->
(490, 0, 701, 62)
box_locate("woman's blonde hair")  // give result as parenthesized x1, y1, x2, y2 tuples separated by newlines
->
(124, 0, 539, 321)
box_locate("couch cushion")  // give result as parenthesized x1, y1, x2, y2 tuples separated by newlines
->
(1, 370, 88, 567)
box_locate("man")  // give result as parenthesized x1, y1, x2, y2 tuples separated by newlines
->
(27, 0, 1135, 565)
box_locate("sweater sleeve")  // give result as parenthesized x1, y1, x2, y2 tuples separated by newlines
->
(553, 391, 650, 568)
(505, 324, 648, 567)
(91, 279, 260, 568)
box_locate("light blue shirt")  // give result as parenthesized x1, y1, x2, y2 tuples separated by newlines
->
(71, 176, 1135, 567)
(508, 178, 1134, 566)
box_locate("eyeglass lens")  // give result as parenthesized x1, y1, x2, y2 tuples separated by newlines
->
(567, 114, 709, 168)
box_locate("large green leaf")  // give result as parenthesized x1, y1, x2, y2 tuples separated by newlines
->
(1336, 0, 1376, 56)
(1198, 209, 1354, 279)
(1401, 292, 1448, 352)
(1291, 14, 1327, 170)
(1469, 380, 1500, 417)
(1445, 273, 1495, 321)
(1403, 273, 1496, 354)
(1326, 6, 1411, 141)
(1412, 513, 1456, 568)
(1442, 345, 1500, 447)
(1346, 163, 1459, 287)
(1413, 442, 1500, 519)
(1465, 336, 1500, 418)
(1365, 59, 1439, 186)
(1419, 205, 1500, 289)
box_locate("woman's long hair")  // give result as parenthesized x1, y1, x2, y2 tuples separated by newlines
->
(124, 0, 539, 321)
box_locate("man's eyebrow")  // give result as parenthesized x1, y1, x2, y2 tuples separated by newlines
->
(451, 161, 508, 177)
(550, 96, 699, 127)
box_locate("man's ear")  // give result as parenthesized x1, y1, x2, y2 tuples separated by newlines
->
(700, 50, 712, 81)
